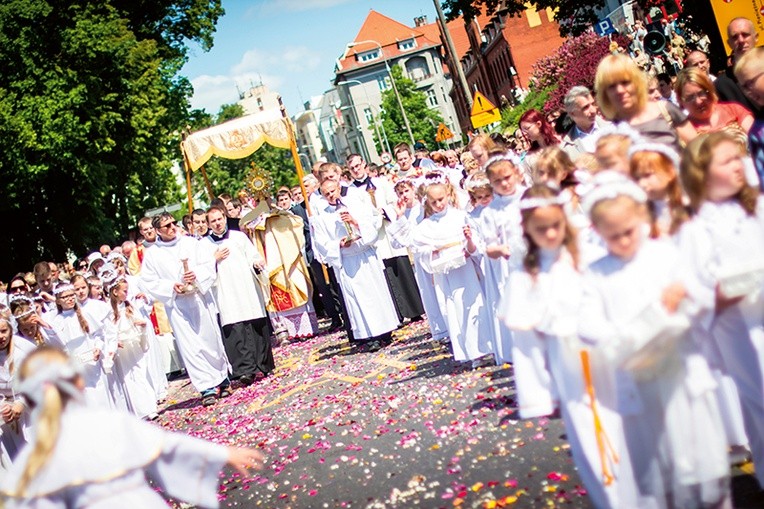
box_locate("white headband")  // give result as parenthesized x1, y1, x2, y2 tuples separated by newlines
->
(484, 152, 521, 169)
(518, 194, 570, 211)
(106, 252, 126, 264)
(464, 173, 490, 191)
(592, 122, 644, 146)
(628, 142, 680, 169)
(580, 172, 647, 215)
(422, 171, 448, 187)
(53, 283, 74, 296)
(8, 295, 34, 307)
(99, 268, 125, 294)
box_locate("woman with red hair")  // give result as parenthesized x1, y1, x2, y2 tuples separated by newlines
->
(519, 109, 561, 154)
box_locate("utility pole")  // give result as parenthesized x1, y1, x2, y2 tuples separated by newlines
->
(433, 0, 473, 112)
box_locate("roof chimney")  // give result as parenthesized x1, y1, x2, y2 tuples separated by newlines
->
(414, 15, 428, 27)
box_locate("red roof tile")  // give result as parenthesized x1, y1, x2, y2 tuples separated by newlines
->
(337, 10, 440, 73)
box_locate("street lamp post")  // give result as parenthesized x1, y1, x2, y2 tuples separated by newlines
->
(337, 105, 370, 162)
(337, 79, 391, 155)
(346, 40, 415, 148)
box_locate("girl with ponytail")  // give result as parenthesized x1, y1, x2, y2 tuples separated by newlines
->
(1, 346, 264, 506)
(104, 276, 158, 420)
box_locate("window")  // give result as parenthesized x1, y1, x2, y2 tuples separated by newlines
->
(364, 108, 373, 123)
(376, 74, 391, 91)
(398, 39, 415, 51)
(426, 89, 438, 107)
(358, 50, 380, 62)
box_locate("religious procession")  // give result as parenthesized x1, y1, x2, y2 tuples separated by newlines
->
(1, 1, 764, 508)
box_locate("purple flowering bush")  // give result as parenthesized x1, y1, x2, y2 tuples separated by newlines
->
(530, 32, 630, 114)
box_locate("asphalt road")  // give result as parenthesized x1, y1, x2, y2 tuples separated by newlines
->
(155, 319, 761, 509)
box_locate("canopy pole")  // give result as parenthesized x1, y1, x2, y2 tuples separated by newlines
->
(279, 96, 311, 217)
(199, 164, 214, 201)
(181, 141, 194, 214)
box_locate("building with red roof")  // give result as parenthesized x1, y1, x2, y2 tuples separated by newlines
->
(333, 10, 461, 162)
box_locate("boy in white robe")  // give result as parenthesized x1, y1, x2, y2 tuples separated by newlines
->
(205, 206, 274, 385)
(141, 212, 231, 406)
(311, 179, 399, 347)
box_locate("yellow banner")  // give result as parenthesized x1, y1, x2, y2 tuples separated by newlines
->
(709, 0, 764, 55)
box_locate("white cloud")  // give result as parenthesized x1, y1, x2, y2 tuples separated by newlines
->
(189, 45, 322, 113)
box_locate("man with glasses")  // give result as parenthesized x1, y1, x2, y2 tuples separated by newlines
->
(128, 216, 180, 375)
(141, 212, 231, 406)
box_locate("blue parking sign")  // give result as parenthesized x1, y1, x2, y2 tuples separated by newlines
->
(594, 18, 616, 36)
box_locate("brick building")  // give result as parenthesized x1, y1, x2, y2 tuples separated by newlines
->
(440, 7, 565, 133)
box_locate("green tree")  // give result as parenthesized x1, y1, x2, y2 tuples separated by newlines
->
(0, 0, 223, 272)
(442, 0, 606, 37)
(374, 66, 444, 151)
(189, 103, 298, 202)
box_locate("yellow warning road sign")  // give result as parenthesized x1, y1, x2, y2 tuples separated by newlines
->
(470, 91, 501, 129)
(435, 123, 454, 142)
(471, 91, 496, 115)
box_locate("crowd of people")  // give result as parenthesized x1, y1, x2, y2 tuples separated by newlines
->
(0, 11, 763, 508)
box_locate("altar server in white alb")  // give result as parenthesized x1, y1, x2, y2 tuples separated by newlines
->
(0, 346, 264, 508)
(140, 212, 231, 406)
(0, 317, 35, 472)
(205, 206, 274, 386)
(347, 153, 424, 323)
(678, 131, 764, 488)
(578, 175, 729, 508)
(311, 179, 399, 345)
(45, 284, 126, 411)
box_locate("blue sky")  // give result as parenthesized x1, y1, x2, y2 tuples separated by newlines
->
(181, 0, 439, 118)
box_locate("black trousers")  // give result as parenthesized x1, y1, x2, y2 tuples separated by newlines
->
(383, 256, 424, 320)
(221, 317, 275, 378)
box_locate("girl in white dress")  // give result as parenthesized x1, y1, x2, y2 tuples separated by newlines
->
(679, 131, 764, 487)
(104, 275, 158, 420)
(45, 284, 125, 411)
(0, 317, 34, 472)
(578, 175, 730, 508)
(388, 178, 448, 342)
(9, 297, 52, 347)
(0, 346, 263, 508)
(501, 184, 637, 508)
(109, 258, 169, 403)
(402, 174, 493, 367)
(634, 138, 753, 460)
(477, 155, 528, 364)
